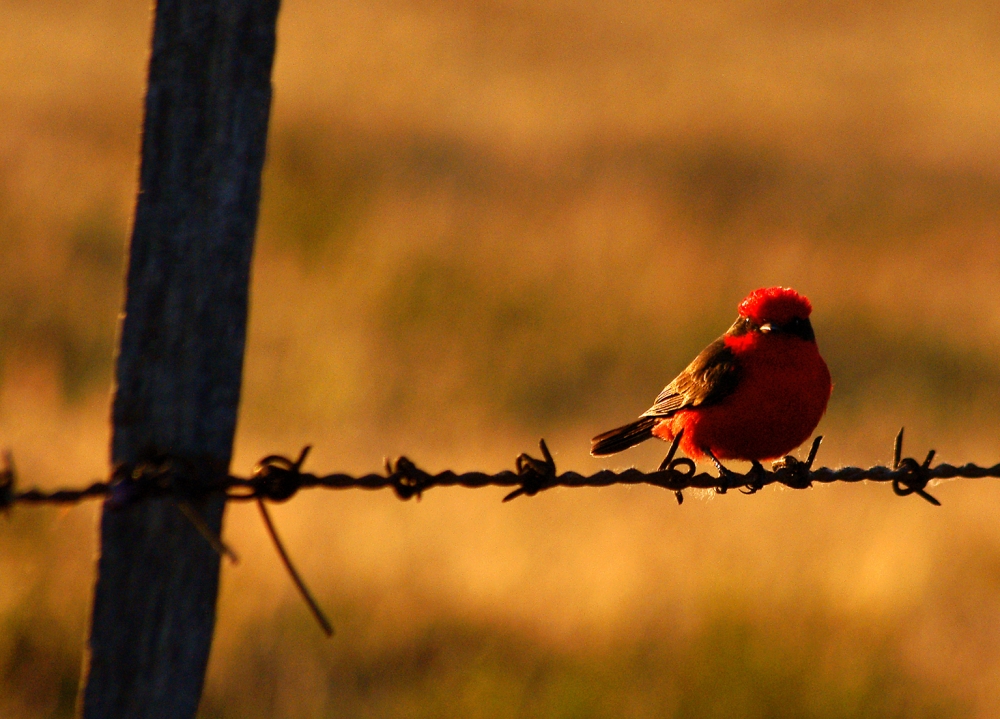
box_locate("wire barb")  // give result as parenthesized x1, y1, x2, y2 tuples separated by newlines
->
(4, 431, 996, 511)
(503, 439, 558, 502)
(889, 429, 940, 506)
(4, 429, 995, 634)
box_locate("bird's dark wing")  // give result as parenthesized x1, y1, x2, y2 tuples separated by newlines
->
(641, 338, 741, 417)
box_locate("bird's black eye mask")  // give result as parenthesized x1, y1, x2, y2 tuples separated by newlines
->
(730, 315, 815, 341)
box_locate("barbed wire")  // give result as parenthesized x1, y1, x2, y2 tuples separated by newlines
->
(4, 429, 999, 512)
(5, 429, 998, 635)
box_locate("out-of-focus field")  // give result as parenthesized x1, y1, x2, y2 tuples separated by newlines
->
(3, 0, 1000, 715)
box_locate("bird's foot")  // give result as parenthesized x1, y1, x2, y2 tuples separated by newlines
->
(770, 436, 823, 489)
(656, 430, 684, 472)
(740, 460, 767, 494)
(704, 449, 735, 493)
(655, 432, 694, 505)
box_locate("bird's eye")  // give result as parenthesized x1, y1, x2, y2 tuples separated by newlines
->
(758, 323, 774, 333)
(784, 316, 815, 340)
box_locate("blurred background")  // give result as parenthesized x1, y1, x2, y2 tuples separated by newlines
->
(2, 0, 1000, 715)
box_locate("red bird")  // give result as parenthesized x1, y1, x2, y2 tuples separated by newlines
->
(591, 287, 831, 470)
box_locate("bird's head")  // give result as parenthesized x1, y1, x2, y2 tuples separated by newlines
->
(732, 286, 815, 341)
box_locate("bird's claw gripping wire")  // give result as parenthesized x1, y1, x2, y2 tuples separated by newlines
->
(890, 428, 941, 506)
(771, 435, 823, 490)
(504, 439, 558, 502)
(739, 461, 767, 495)
(704, 448, 737, 493)
(654, 432, 695, 504)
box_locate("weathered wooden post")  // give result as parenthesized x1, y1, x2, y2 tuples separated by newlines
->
(80, 1, 280, 716)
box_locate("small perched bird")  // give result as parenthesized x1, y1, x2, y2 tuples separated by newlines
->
(591, 287, 831, 468)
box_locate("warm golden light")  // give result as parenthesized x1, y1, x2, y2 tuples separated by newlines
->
(1, 0, 998, 715)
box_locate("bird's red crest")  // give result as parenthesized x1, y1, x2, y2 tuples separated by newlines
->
(738, 287, 812, 325)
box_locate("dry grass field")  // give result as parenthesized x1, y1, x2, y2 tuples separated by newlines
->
(3, 0, 1000, 716)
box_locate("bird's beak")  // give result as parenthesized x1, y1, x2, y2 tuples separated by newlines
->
(759, 323, 774, 333)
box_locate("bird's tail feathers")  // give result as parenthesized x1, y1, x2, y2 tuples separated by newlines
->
(590, 416, 658, 456)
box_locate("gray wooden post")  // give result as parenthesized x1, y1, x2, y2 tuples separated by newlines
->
(80, 1, 280, 717)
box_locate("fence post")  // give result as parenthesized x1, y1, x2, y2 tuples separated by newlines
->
(80, 1, 280, 717)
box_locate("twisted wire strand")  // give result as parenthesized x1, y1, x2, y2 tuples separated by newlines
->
(3, 430, 995, 636)
(3, 430, 998, 510)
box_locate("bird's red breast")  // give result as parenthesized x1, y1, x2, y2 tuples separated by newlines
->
(591, 286, 832, 463)
(651, 326, 831, 460)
